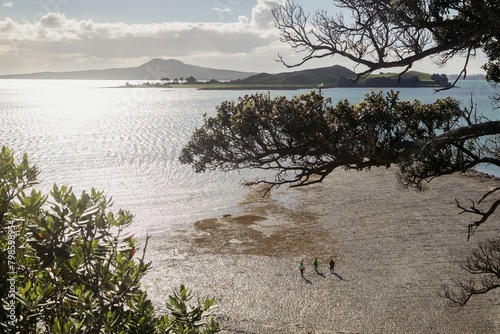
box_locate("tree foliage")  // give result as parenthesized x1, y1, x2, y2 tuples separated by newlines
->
(430, 73, 451, 87)
(163, 285, 219, 334)
(181, 0, 500, 307)
(180, 89, 500, 192)
(185, 76, 198, 84)
(0, 147, 219, 333)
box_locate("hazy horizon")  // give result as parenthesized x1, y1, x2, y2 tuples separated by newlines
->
(0, 0, 488, 76)
(0, 57, 488, 79)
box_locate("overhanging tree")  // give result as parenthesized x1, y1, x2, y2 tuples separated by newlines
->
(180, 0, 500, 307)
(273, 0, 500, 84)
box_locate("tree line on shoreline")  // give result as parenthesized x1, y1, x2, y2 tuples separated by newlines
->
(126, 69, 453, 89)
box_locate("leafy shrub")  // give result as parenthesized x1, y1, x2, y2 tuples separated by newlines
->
(0, 146, 219, 333)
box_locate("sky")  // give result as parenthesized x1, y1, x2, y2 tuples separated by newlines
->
(0, 0, 487, 76)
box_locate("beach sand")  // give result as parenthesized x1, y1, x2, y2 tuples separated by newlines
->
(141, 167, 500, 333)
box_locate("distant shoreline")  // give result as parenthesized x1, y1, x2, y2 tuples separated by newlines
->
(115, 83, 316, 90)
(114, 82, 445, 90)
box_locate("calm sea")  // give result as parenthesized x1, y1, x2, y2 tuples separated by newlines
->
(0, 79, 497, 236)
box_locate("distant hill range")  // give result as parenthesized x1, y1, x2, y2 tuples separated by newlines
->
(0, 58, 258, 81)
(237, 65, 354, 87)
(0, 58, 454, 88)
(236, 66, 451, 88)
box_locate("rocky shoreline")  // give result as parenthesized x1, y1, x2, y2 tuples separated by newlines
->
(141, 167, 500, 333)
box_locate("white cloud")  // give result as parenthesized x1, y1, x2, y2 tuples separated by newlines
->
(0, 18, 15, 32)
(250, 0, 281, 30)
(1, 0, 478, 75)
(0, 10, 277, 45)
(0, 4, 287, 75)
(212, 7, 232, 13)
(3, 1, 13, 8)
(39, 12, 66, 28)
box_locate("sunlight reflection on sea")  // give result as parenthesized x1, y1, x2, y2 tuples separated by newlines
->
(0, 79, 497, 237)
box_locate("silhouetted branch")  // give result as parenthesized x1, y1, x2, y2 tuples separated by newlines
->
(441, 238, 500, 308)
(273, 0, 491, 78)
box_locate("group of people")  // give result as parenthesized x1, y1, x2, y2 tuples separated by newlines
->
(299, 258, 335, 276)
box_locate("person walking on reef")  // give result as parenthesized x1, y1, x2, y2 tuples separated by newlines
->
(299, 260, 305, 276)
(329, 259, 335, 273)
(313, 258, 319, 272)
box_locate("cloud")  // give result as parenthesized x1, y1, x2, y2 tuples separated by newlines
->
(39, 12, 66, 28)
(3, 2, 13, 8)
(0, 18, 15, 32)
(0, 1, 291, 75)
(212, 7, 232, 13)
(0, 8, 278, 43)
(251, 0, 281, 30)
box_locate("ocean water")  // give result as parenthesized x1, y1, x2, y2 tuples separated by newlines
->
(0, 79, 497, 236)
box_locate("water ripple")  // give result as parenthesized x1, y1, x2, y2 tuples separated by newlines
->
(1, 79, 496, 236)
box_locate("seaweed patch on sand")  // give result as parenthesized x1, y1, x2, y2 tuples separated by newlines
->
(186, 186, 340, 259)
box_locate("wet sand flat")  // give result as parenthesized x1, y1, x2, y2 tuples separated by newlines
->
(142, 167, 500, 333)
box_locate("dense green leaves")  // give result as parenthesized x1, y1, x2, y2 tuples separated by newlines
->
(180, 89, 478, 188)
(0, 147, 220, 333)
(163, 285, 219, 334)
(0, 146, 39, 226)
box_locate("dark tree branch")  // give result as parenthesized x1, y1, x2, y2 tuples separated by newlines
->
(442, 238, 500, 308)
(435, 46, 473, 92)
(273, 0, 493, 79)
(456, 198, 500, 241)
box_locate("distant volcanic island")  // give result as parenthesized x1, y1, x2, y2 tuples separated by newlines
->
(0, 58, 454, 90)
